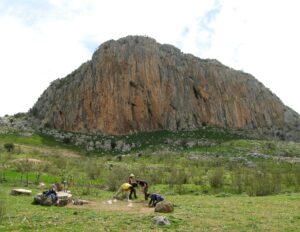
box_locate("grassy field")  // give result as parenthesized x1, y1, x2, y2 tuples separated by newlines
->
(1, 130, 300, 231)
(1, 184, 300, 231)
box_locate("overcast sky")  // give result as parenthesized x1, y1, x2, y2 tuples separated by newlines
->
(0, 0, 299, 116)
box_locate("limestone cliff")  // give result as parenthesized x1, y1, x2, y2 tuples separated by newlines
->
(32, 36, 300, 137)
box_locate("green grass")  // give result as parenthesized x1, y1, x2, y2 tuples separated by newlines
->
(1, 130, 300, 230)
(0, 133, 81, 152)
(0, 185, 300, 231)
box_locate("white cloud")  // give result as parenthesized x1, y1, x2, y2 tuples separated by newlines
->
(0, 0, 299, 116)
(201, 0, 300, 114)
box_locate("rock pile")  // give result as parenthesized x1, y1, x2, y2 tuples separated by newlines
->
(41, 128, 140, 152)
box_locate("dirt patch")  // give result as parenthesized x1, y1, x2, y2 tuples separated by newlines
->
(68, 199, 154, 214)
(18, 144, 81, 158)
(10, 158, 48, 164)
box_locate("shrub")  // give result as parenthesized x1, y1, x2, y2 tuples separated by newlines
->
(244, 170, 280, 196)
(167, 168, 188, 187)
(106, 165, 130, 191)
(13, 112, 26, 118)
(29, 107, 38, 117)
(209, 168, 224, 189)
(63, 137, 71, 144)
(86, 160, 102, 180)
(4, 143, 14, 152)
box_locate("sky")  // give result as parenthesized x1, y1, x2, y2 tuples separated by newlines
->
(0, 0, 299, 116)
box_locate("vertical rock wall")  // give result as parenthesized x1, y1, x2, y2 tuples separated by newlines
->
(32, 36, 300, 135)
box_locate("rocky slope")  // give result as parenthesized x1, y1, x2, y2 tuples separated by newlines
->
(31, 36, 300, 139)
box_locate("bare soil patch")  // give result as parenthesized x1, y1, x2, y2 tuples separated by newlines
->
(18, 144, 81, 158)
(68, 199, 154, 214)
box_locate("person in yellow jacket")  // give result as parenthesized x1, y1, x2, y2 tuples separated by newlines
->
(113, 183, 133, 201)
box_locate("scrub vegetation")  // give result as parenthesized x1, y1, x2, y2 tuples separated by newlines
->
(1, 129, 300, 231)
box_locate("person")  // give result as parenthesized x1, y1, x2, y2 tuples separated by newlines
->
(114, 183, 133, 201)
(148, 193, 164, 207)
(136, 179, 149, 200)
(43, 186, 57, 203)
(128, 174, 137, 199)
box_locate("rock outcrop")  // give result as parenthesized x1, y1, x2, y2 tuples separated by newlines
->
(31, 36, 300, 137)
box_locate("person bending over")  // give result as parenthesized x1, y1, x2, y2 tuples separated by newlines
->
(148, 193, 164, 207)
(114, 183, 133, 201)
(136, 179, 149, 200)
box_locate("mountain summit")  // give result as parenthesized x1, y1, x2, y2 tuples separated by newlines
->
(32, 36, 300, 138)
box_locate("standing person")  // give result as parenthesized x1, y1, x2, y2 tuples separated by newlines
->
(114, 183, 133, 201)
(136, 179, 149, 200)
(128, 174, 137, 199)
(148, 193, 164, 207)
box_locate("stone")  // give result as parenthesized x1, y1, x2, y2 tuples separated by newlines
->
(115, 140, 124, 151)
(152, 216, 170, 226)
(56, 191, 73, 204)
(154, 201, 174, 213)
(73, 199, 89, 205)
(33, 194, 53, 206)
(103, 139, 112, 151)
(11, 189, 32, 196)
(56, 198, 68, 206)
(31, 36, 300, 141)
(33, 191, 72, 206)
(38, 182, 46, 189)
(121, 144, 131, 152)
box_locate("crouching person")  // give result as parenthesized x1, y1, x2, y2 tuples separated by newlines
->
(148, 193, 164, 207)
(44, 186, 57, 203)
(114, 183, 133, 201)
(36, 186, 57, 205)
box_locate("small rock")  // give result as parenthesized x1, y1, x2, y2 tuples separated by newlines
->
(73, 199, 89, 205)
(107, 200, 113, 204)
(11, 189, 32, 196)
(152, 216, 170, 226)
(38, 182, 46, 189)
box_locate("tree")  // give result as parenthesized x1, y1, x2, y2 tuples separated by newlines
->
(15, 159, 33, 186)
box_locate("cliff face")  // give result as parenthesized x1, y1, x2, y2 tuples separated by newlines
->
(32, 36, 300, 135)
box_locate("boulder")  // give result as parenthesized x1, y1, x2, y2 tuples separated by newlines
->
(56, 191, 73, 204)
(56, 198, 68, 206)
(152, 216, 170, 226)
(33, 194, 53, 206)
(11, 189, 32, 196)
(33, 191, 72, 206)
(154, 201, 174, 213)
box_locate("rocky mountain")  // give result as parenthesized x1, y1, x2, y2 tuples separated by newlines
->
(31, 36, 300, 139)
